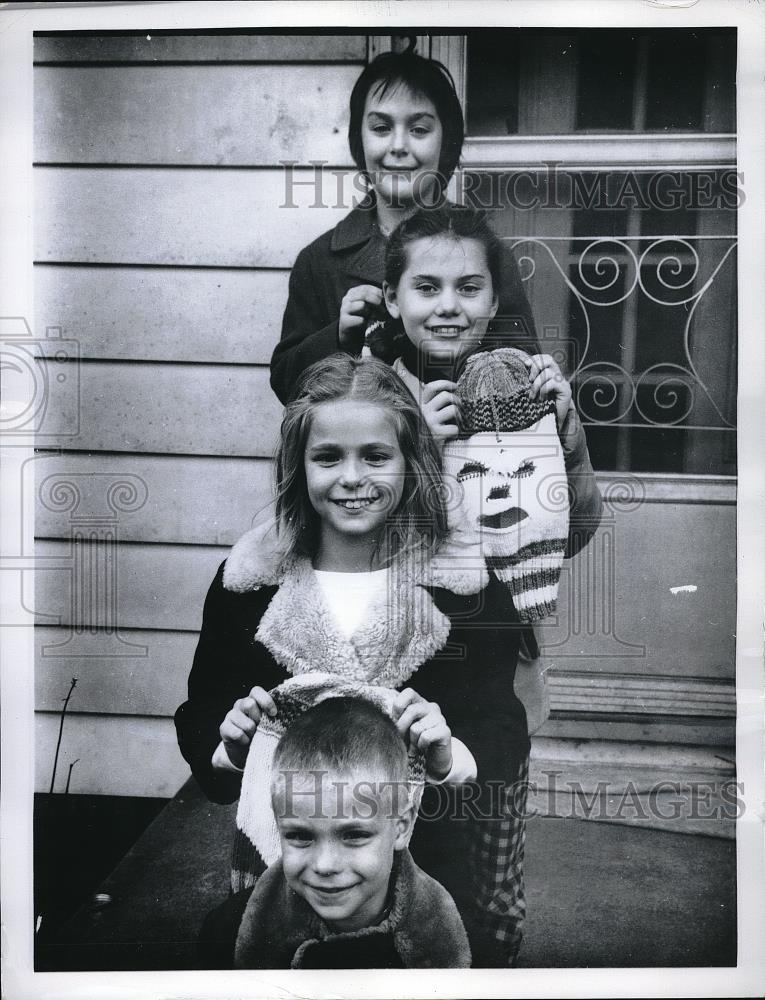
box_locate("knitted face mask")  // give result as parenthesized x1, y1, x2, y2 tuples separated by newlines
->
(442, 349, 570, 623)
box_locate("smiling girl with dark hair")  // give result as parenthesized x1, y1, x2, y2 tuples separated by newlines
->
(270, 47, 538, 404)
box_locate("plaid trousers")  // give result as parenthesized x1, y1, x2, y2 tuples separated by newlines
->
(409, 752, 530, 966)
(465, 754, 529, 963)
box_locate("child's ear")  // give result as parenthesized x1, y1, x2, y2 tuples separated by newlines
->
(489, 291, 499, 321)
(383, 281, 400, 320)
(393, 799, 416, 851)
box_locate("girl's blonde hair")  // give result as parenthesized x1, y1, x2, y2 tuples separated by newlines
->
(275, 354, 448, 562)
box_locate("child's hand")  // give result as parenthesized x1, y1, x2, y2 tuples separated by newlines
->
(393, 688, 453, 781)
(339, 284, 384, 348)
(524, 354, 572, 429)
(420, 380, 460, 445)
(219, 686, 277, 770)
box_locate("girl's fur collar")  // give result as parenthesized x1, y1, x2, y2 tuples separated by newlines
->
(222, 516, 290, 593)
(221, 517, 488, 688)
(253, 554, 445, 687)
(222, 515, 489, 597)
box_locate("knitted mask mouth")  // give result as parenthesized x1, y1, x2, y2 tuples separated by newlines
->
(480, 506, 528, 530)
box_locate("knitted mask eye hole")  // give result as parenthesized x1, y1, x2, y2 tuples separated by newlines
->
(456, 460, 488, 482)
(512, 460, 535, 480)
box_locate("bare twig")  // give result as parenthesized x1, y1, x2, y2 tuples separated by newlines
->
(48, 678, 77, 796)
(64, 759, 80, 795)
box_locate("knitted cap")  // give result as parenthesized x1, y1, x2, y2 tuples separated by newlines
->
(231, 672, 426, 893)
(443, 348, 570, 624)
(456, 348, 554, 436)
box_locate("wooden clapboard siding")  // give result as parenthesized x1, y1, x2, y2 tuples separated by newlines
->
(34, 453, 273, 546)
(35, 626, 737, 725)
(36, 627, 195, 717)
(32, 455, 738, 552)
(35, 540, 227, 632)
(547, 673, 735, 717)
(34, 34, 368, 64)
(36, 713, 188, 797)
(35, 167, 356, 268)
(34, 498, 735, 680)
(540, 499, 735, 680)
(34, 265, 289, 364)
(35, 65, 358, 165)
(33, 32, 367, 796)
(36, 359, 280, 456)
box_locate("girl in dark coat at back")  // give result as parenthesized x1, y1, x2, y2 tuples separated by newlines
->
(270, 49, 539, 405)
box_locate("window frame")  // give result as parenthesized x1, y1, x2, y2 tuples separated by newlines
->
(429, 32, 737, 493)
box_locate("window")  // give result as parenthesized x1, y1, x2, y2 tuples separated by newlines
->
(438, 29, 738, 475)
(465, 29, 735, 135)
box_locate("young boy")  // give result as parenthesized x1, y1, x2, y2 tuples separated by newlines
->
(233, 696, 471, 969)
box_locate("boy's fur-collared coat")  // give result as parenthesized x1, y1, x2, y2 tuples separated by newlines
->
(233, 848, 471, 969)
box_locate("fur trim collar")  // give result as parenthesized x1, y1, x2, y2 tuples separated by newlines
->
(222, 518, 487, 685)
(222, 516, 288, 592)
(255, 554, 450, 688)
(222, 515, 489, 598)
(234, 849, 471, 969)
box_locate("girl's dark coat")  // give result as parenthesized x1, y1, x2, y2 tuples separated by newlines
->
(174, 399, 602, 805)
(269, 204, 540, 404)
(175, 560, 530, 806)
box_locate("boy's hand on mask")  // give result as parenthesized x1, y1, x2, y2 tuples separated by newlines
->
(339, 284, 384, 348)
(393, 688, 453, 781)
(219, 686, 277, 770)
(420, 380, 460, 445)
(524, 354, 573, 429)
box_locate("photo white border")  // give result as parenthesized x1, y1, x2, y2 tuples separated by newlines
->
(1, 1, 763, 998)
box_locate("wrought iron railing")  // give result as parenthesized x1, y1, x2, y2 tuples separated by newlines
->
(507, 235, 738, 473)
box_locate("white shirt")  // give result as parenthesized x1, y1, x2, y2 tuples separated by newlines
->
(314, 566, 390, 639)
(212, 567, 477, 783)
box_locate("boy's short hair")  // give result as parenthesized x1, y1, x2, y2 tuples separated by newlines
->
(272, 696, 409, 790)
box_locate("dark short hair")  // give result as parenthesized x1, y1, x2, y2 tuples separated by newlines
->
(367, 206, 503, 368)
(272, 696, 409, 787)
(275, 353, 448, 561)
(348, 51, 464, 193)
(384, 204, 503, 290)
